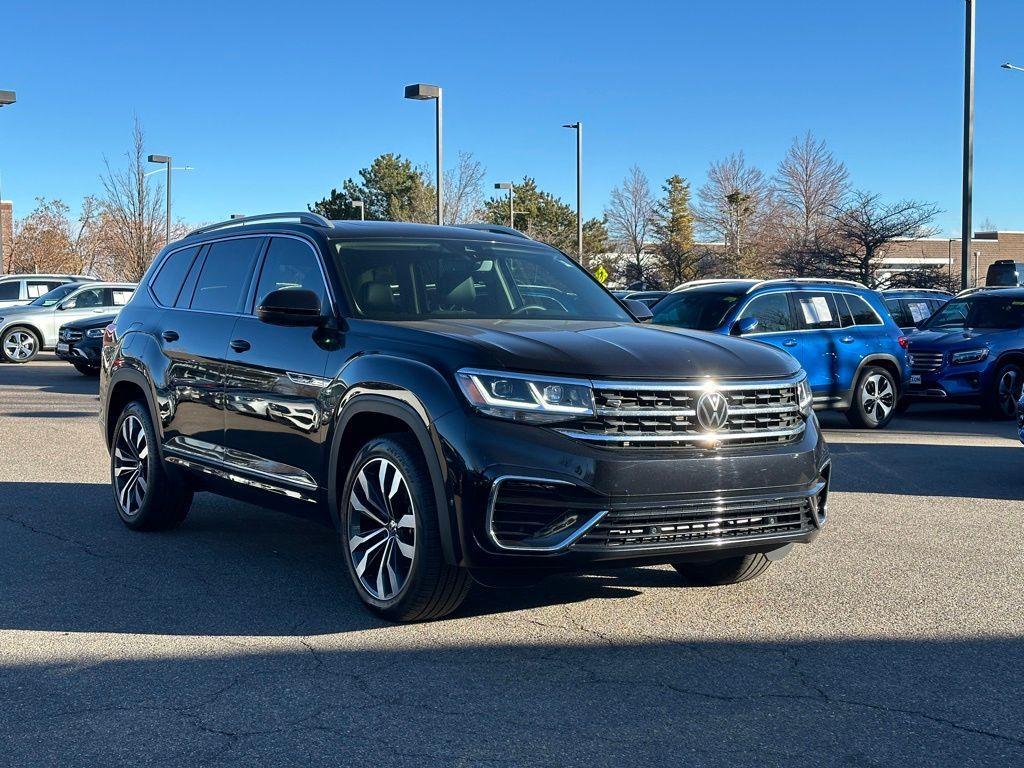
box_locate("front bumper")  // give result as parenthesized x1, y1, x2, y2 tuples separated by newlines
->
(55, 339, 102, 367)
(904, 359, 990, 402)
(436, 409, 830, 570)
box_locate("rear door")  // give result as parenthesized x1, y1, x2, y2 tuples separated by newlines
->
(835, 292, 889, 391)
(220, 236, 334, 494)
(157, 237, 264, 452)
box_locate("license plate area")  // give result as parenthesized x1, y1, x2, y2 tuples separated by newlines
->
(56, 342, 69, 353)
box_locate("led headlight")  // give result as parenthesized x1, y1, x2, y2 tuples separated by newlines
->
(797, 375, 813, 415)
(951, 348, 988, 365)
(456, 368, 594, 424)
(86, 328, 105, 338)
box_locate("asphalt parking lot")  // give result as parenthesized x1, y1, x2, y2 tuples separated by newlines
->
(1, 357, 1022, 767)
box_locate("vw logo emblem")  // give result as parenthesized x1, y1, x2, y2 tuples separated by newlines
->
(695, 390, 729, 432)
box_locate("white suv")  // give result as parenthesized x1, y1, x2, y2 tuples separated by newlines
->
(0, 274, 96, 309)
(0, 282, 136, 363)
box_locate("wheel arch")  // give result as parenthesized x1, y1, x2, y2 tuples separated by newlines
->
(104, 368, 161, 451)
(1, 323, 44, 355)
(854, 354, 903, 394)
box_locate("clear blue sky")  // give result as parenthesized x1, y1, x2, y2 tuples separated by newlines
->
(2, 0, 1024, 236)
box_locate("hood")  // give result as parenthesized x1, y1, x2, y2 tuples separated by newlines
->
(378, 319, 801, 380)
(0, 304, 48, 320)
(62, 313, 118, 330)
(908, 327, 1009, 350)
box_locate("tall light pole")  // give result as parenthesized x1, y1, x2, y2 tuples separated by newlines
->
(1002, 62, 1024, 73)
(404, 83, 443, 225)
(0, 90, 15, 273)
(563, 122, 583, 267)
(962, 0, 975, 290)
(494, 182, 514, 227)
(352, 200, 365, 220)
(147, 154, 173, 246)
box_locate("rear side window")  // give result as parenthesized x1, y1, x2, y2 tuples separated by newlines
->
(107, 288, 135, 306)
(904, 300, 933, 325)
(0, 281, 19, 300)
(190, 239, 263, 313)
(27, 280, 62, 298)
(885, 298, 909, 327)
(739, 292, 795, 333)
(151, 246, 199, 306)
(254, 237, 328, 311)
(843, 294, 883, 326)
(795, 292, 841, 330)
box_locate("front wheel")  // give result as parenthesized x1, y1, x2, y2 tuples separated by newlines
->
(673, 553, 772, 586)
(340, 434, 471, 622)
(984, 362, 1023, 420)
(846, 366, 897, 429)
(1, 327, 41, 363)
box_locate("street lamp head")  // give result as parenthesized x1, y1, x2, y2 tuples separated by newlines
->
(352, 200, 364, 207)
(147, 154, 171, 164)
(0, 90, 16, 107)
(495, 182, 512, 190)
(230, 214, 246, 220)
(562, 122, 580, 129)
(404, 83, 441, 100)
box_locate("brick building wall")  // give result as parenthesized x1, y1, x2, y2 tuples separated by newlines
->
(881, 231, 1024, 287)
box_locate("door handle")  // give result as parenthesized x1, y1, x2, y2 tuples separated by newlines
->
(840, 336, 855, 343)
(782, 338, 798, 347)
(161, 330, 179, 342)
(229, 339, 251, 353)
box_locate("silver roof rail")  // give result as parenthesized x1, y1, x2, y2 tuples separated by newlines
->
(880, 288, 953, 295)
(671, 278, 744, 291)
(457, 223, 532, 240)
(188, 212, 333, 237)
(749, 277, 870, 293)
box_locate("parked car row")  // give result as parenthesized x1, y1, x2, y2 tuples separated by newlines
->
(0, 273, 97, 308)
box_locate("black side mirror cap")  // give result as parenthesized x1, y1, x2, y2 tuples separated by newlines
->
(730, 317, 758, 336)
(256, 288, 324, 327)
(625, 298, 654, 323)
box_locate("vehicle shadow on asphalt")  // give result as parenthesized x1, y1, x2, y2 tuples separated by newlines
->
(1, 635, 1021, 766)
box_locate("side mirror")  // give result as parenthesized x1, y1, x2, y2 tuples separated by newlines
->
(625, 299, 654, 323)
(730, 317, 759, 336)
(256, 288, 323, 327)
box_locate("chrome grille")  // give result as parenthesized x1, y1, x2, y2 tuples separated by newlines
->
(59, 327, 83, 342)
(558, 378, 805, 446)
(909, 351, 943, 374)
(577, 493, 816, 550)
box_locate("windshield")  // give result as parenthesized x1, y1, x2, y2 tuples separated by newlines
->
(333, 238, 632, 322)
(924, 296, 1024, 330)
(650, 290, 742, 331)
(29, 283, 79, 307)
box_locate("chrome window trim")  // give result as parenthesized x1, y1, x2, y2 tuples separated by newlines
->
(736, 289, 885, 336)
(485, 475, 608, 553)
(147, 233, 337, 317)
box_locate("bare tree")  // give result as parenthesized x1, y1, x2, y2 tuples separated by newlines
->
(829, 191, 940, 287)
(442, 151, 486, 225)
(775, 131, 849, 245)
(7, 196, 107, 276)
(99, 118, 167, 282)
(605, 166, 657, 287)
(696, 152, 769, 274)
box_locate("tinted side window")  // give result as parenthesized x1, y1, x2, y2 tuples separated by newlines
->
(254, 238, 328, 311)
(795, 292, 841, 330)
(885, 298, 909, 327)
(739, 292, 794, 333)
(151, 246, 199, 306)
(0, 281, 20, 300)
(64, 287, 106, 309)
(190, 239, 263, 313)
(27, 280, 62, 298)
(106, 288, 135, 306)
(845, 294, 883, 326)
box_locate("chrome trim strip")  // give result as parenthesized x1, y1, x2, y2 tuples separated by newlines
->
(286, 372, 332, 388)
(164, 436, 318, 490)
(485, 475, 608, 553)
(165, 456, 315, 502)
(590, 374, 804, 392)
(811, 461, 831, 529)
(594, 404, 801, 417)
(556, 423, 806, 444)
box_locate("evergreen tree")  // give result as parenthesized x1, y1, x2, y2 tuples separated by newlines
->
(653, 175, 707, 286)
(310, 154, 434, 222)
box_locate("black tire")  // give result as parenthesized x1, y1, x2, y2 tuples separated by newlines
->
(74, 363, 99, 376)
(846, 365, 897, 429)
(0, 326, 42, 363)
(340, 434, 471, 622)
(895, 397, 912, 415)
(111, 401, 192, 531)
(672, 553, 772, 586)
(983, 362, 1023, 420)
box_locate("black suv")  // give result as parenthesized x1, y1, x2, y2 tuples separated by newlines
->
(99, 213, 830, 621)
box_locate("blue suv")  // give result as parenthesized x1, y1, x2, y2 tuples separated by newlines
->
(651, 279, 910, 428)
(905, 287, 1024, 418)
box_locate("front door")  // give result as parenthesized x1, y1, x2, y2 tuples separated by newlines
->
(789, 291, 847, 401)
(736, 290, 804, 370)
(221, 236, 335, 498)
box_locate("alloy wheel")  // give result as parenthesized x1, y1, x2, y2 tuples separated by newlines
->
(347, 457, 416, 601)
(998, 368, 1021, 417)
(861, 372, 895, 424)
(113, 415, 149, 516)
(3, 331, 36, 361)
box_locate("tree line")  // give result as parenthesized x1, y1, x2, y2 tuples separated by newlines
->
(4, 123, 944, 291)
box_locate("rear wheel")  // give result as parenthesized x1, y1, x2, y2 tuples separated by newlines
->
(984, 362, 1023, 420)
(1, 326, 41, 363)
(846, 366, 897, 429)
(111, 401, 192, 530)
(340, 434, 471, 622)
(673, 553, 772, 586)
